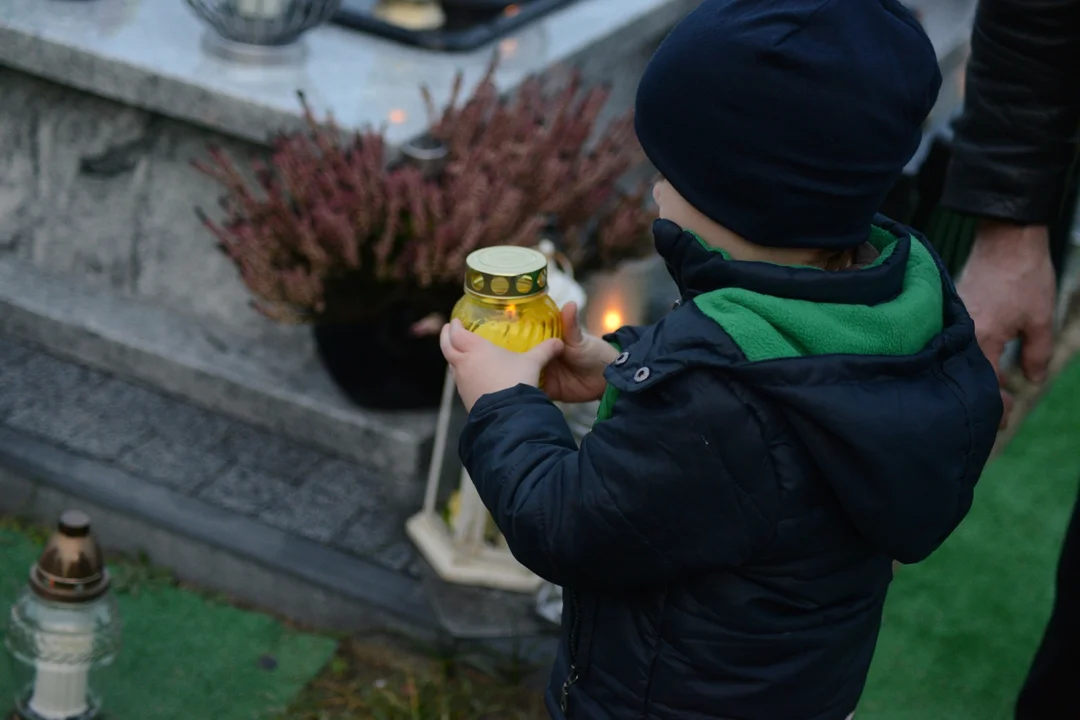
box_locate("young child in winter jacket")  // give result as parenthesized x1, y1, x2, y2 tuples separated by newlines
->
(439, 0, 1004, 718)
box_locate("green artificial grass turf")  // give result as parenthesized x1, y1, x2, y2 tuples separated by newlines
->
(0, 531, 336, 720)
(859, 354, 1080, 719)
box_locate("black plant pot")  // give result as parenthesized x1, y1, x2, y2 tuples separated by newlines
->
(313, 308, 448, 410)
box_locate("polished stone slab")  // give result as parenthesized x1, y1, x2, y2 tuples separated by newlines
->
(0, 256, 438, 485)
(0, 0, 678, 328)
(0, 0, 696, 145)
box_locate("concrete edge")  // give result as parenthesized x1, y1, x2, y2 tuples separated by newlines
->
(0, 25, 299, 147)
(0, 257, 434, 480)
(0, 0, 690, 147)
(0, 425, 438, 634)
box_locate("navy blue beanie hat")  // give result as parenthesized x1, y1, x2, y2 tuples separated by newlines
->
(635, 0, 941, 249)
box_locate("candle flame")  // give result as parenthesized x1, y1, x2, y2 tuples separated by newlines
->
(499, 38, 519, 58)
(602, 309, 623, 333)
(388, 109, 408, 125)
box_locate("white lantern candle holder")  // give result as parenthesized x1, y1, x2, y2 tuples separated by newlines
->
(406, 244, 586, 593)
(582, 254, 668, 338)
(3, 511, 121, 720)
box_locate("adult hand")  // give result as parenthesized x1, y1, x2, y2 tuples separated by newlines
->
(957, 221, 1056, 424)
(542, 302, 621, 404)
(440, 319, 563, 412)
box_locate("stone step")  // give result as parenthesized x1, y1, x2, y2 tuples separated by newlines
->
(0, 257, 437, 484)
(0, 334, 557, 646)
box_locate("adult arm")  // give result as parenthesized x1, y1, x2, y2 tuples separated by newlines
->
(943, 0, 1080, 222)
(940, 0, 1080, 407)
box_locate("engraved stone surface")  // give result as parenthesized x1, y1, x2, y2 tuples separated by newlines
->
(220, 424, 326, 486)
(260, 459, 383, 543)
(132, 122, 260, 325)
(0, 335, 420, 575)
(2, 366, 160, 459)
(0, 69, 262, 327)
(0, 347, 107, 398)
(198, 465, 295, 517)
(0, 336, 30, 367)
(0, 256, 437, 480)
(335, 506, 415, 571)
(77, 377, 234, 448)
(118, 436, 232, 494)
(0, 0, 692, 329)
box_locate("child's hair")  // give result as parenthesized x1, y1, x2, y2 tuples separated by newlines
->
(818, 248, 859, 272)
(653, 173, 858, 272)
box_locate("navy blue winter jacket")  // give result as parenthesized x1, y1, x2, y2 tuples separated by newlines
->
(459, 218, 1002, 719)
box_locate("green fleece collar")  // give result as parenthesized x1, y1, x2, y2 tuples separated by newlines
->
(691, 227, 943, 362)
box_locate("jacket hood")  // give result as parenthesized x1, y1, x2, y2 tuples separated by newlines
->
(610, 219, 1003, 563)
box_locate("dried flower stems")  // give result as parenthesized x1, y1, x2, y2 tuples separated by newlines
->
(195, 57, 654, 324)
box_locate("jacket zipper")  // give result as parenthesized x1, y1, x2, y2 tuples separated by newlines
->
(559, 590, 581, 713)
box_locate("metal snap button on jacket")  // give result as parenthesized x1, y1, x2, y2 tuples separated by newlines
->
(614, 351, 630, 366)
(634, 367, 651, 383)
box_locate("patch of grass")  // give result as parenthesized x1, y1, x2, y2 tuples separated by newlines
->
(109, 551, 177, 597)
(281, 632, 548, 720)
(0, 514, 51, 545)
(859, 351, 1080, 718)
(0, 514, 549, 719)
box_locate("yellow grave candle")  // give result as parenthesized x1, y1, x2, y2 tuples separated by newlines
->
(445, 246, 563, 537)
(450, 246, 564, 370)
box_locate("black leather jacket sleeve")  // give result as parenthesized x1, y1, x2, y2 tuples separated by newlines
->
(942, 0, 1080, 225)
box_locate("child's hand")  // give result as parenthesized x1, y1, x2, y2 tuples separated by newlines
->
(440, 319, 564, 411)
(543, 302, 621, 404)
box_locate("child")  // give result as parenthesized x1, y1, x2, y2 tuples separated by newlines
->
(439, 0, 1004, 717)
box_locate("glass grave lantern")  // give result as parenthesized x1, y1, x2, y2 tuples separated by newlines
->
(4, 511, 121, 720)
(186, 0, 343, 64)
(406, 243, 585, 592)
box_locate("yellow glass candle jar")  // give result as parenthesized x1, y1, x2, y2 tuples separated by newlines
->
(445, 246, 563, 543)
(450, 246, 564, 367)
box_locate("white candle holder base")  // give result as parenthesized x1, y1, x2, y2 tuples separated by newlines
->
(406, 511, 543, 594)
(13, 703, 99, 720)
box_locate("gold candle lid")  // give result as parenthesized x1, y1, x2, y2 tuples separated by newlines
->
(464, 246, 549, 300)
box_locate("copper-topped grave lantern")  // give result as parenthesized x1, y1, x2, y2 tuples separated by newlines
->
(4, 511, 122, 720)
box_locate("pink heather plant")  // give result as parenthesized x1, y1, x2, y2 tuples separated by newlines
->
(195, 57, 654, 324)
